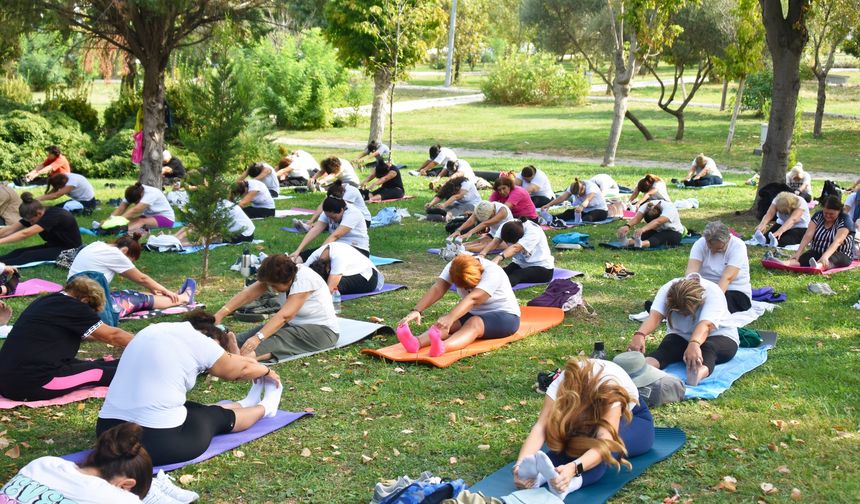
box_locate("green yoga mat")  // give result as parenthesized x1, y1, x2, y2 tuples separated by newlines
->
(469, 427, 686, 503)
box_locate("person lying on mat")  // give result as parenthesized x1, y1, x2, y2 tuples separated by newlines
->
(683, 153, 723, 187)
(482, 220, 554, 286)
(215, 255, 339, 362)
(68, 235, 196, 319)
(765, 196, 855, 270)
(110, 182, 176, 233)
(416, 144, 457, 177)
(513, 357, 655, 500)
(516, 165, 555, 208)
(276, 149, 317, 186)
(449, 201, 515, 253)
(97, 310, 283, 466)
(490, 176, 538, 220)
(540, 178, 608, 223)
(396, 255, 521, 357)
(230, 178, 276, 219)
(174, 198, 255, 246)
(0, 193, 82, 266)
(755, 191, 810, 247)
(291, 195, 370, 261)
(353, 140, 391, 167)
(0, 422, 153, 503)
(306, 242, 383, 295)
(39, 173, 97, 212)
(786, 162, 813, 203)
(628, 174, 671, 210)
(425, 177, 482, 222)
(628, 275, 738, 386)
(360, 161, 405, 202)
(302, 181, 372, 231)
(0, 277, 133, 402)
(616, 200, 684, 249)
(238, 162, 280, 198)
(687, 221, 752, 313)
(308, 156, 360, 190)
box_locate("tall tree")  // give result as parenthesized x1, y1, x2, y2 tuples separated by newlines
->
(758, 0, 811, 191)
(451, 0, 490, 80)
(808, 0, 859, 137)
(325, 0, 443, 145)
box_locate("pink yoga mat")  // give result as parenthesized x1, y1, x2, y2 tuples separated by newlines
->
(0, 387, 108, 409)
(0, 279, 63, 298)
(761, 259, 860, 275)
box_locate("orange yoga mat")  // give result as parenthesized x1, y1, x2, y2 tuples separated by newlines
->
(361, 306, 565, 367)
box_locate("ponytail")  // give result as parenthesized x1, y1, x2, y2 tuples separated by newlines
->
(19, 192, 44, 220)
(114, 233, 143, 261)
(184, 309, 230, 350)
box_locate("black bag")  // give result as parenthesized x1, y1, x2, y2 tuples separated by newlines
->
(818, 180, 842, 205)
(756, 182, 792, 220)
(445, 217, 468, 234)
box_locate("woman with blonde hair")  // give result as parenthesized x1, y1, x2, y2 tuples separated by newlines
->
(785, 162, 812, 202)
(397, 255, 520, 357)
(513, 357, 654, 500)
(540, 177, 608, 222)
(755, 191, 810, 247)
(628, 275, 738, 386)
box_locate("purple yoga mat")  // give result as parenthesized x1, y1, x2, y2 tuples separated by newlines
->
(341, 283, 405, 301)
(62, 410, 311, 472)
(445, 268, 583, 291)
(281, 226, 304, 233)
(0, 279, 62, 298)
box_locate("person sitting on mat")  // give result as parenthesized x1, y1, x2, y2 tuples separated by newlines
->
(765, 196, 855, 270)
(276, 150, 317, 186)
(513, 357, 654, 500)
(516, 165, 555, 208)
(628, 274, 739, 386)
(303, 181, 372, 231)
(38, 173, 97, 211)
(589, 173, 620, 196)
(97, 310, 283, 466)
(628, 174, 671, 210)
(0, 193, 82, 266)
(239, 162, 280, 198)
(306, 242, 383, 295)
(755, 191, 810, 247)
(416, 144, 457, 177)
(425, 176, 482, 221)
(485, 220, 555, 286)
(25, 145, 71, 183)
(110, 182, 176, 232)
(687, 221, 752, 313)
(68, 235, 196, 319)
(0, 276, 133, 401)
(353, 140, 390, 167)
(215, 255, 340, 361)
(450, 201, 515, 253)
(360, 160, 405, 202)
(683, 153, 723, 187)
(230, 178, 276, 219)
(541, 178, 608, 223)
(786, 162, 813, 203)
(490, 176, 537, 220)
(161, 150, 186, 180)
(0, 422, 153, 503)
(0, 185, 22, 226)
(175, 198, 255, 245)
(291, 195, 370, 261)
(396, 254, 521, 357)
(308, 156, 360, 190)
(616, 200, 684, 249)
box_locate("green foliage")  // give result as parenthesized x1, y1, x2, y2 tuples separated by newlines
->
(713, 0, 765, 81)
(0, 109, 93, 180)
(741, 70, 773, 116)
(788, 102, 803, 166)
(42, 88, 100, 134)
(103, 87, 142, 135)
(481, 53, 588, 105)
(15, 33, 68, 91)
(451, 0, 491, 73)
(798, 60, 815, 80)
(0, 76, 32, 105)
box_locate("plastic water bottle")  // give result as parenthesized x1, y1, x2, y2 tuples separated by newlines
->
(332, 289, 342, 314)
(591, 341, 606, 360)
(240, 249, 251, 280)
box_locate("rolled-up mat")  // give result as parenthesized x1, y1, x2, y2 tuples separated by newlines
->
(361, 306, 564, 367)
(370, 255, 403, 266)
(341, 283, 406, 302)
(469, 427, 686, 503)
(0, 279, 62, 298)
(761, 258, 860, 275)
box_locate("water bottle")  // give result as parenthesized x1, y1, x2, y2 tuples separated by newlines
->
(590, 341, 606, 360)
(332, 289, 342, 315)
(240, 249, 251, 279)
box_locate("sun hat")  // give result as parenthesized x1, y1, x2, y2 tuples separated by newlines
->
(474, 201, 495, 222)
(614, 351, 686, 407)
(612, 351, 666, 388)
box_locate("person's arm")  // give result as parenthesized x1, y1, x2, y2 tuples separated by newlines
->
(685, 258, 703, 276)
(208, 351, 280, 385)
(369, 170, 396, 190)
(797, 177, 810, 194)
(418, 160, 438, 175)
(576, 192, 595, 212)
(307, 201, 324, 225)
(121, 202, 149, 220)
(494, 241, 524, 264)
(756, 205, 777, 232)
(326, 274, 342, 293)
(452, 214, 478, 238)
(87, 323, 134, 347)
(0, 222, 24, 239)
(617, 212, 644, 239)
(254, 169, 270, 182)
(360, 171, 376, 189)
(684, 164, 696, 181)
(716, 266, 740, 293)
(773, 208, 805, 237)
(817, 227, 850, 266)
(120, 267, 179, 303)
(628, 309, 664, 352)
(425, 196, 441, 209)
(291, 221, 327, 256)
(441, 188, 467, 208)
(789, 222, 817, 262)
(214, 281, 269, 324)
(111, 201, 129, 217)
(238, 191, 257, 208)
(692, 165, 709, 180)
(682, 320, 715, 370)
(434, 288, 490, 337)
(633, 216, 668, 238)
(847, 177, 860, 192)
(275, 165, 293, 179)
(38, 185, 73, 202)
(541, 190, 570, 211)
(398, 278, 451, 326)
(236, 169, 250, 182)
(479, 237, 503, 258)
(513, 395, 553, 488)
(321, 223, 353, 245)
(239, 291, 312, 356)
(627, 187, 641, 203)
(25, 162, 50, 180)
(0, 224, 42, 245)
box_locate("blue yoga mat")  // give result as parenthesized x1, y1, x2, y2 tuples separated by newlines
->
(371, 255, 402, 266)
(599, 234, 700, 251)
(178, 240, 263, 255)
(561, 216, 619, 227)
(469, 427, 686, 503)
(664, 344, 772, 400)
(341, 283, 405, 301)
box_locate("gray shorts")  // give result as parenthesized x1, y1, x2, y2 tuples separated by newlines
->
(237, 323, 338, 362)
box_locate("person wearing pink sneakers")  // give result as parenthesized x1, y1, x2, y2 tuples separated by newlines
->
(396, 254, 520, 357)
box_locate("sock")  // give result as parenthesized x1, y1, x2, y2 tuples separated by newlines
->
(686, 360, 702, 387)
(238, 378, 264, 408)
(767, 232, 778, 248)
(428, 326, 445, 357)
(753, 229, 766, 245)
(573, 212, 583, 224)
(396, 324, 420, 353)
(633, 236, 643, 248)
(518, 454, 539, 480)
(260, 380, 283, 418)
(809, 257, 820, 269)
(536, 451, 582, 500)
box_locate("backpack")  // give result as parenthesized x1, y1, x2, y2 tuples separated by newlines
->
(818, 180, 842, 204)
(56, 246, 84, 269)
(527, 279, 583, 311)
(756, 182, 792, 219)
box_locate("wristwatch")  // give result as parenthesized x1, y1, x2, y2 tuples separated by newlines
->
(255, 332, 265, 342)
(574, 460, 584, 476)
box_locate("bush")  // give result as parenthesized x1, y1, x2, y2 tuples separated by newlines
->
(0, 76, 32, 105)
(16, 33, 69, 91)
(741, 71, 773, 117)
(0, 109, 94, 180)
(103, 88, 141, 134)
(42, 89, 100, 135)
(799, 61, 815, 81)
(482, 53, 588, 106)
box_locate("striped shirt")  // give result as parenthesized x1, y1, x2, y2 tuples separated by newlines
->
(809, 211, 855, 256)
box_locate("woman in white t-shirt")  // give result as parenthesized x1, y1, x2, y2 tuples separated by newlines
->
(450, 201, 514, 253)
(616, 200, 684, 249)
(513, 358, 654, 500)
(353, 140, 391, 166)
(482, 220, 555, 286)
(541, 178, 608, 222)
(175, 199, 255, 245)
(306, 181, 372, 229)
(97, 311, 282, 466)
(686, 221, 752, 313)
(292, 197, 370, 261)
(755, 191, 810, 247)
(785, 163, 812, 202)
(417, 144, 457, 177)
(628, 174, 671, 210)
(40, 173, 97, 210)
(230, 178, 276, 218)
(276, 150, 317, 186)
(397, 255, 521, 357)
(68, 235, 194, 318)
(516, 165, 555, 208)
(111, 182, 176, 232)
(309, 157, 360, 189)
(425, 177, 482, 221)
(589, 174, 620, 196)
(216, 255, 340, 361)
(628, 275, 739, 386)
(1, 422, 153, 503)
(306, 242, 383, 295)
(239, 162, 280, 197)
(683, 153, 723, 187)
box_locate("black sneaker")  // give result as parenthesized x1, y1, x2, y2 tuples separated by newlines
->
(535, 368, 563, 393)
(671, 178, 679, 184)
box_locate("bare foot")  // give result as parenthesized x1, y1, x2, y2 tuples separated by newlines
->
(225, 331, 241, 354)
(0, 301, 11, 325)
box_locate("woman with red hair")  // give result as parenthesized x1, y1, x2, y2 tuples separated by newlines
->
(396, 255, 520, 357)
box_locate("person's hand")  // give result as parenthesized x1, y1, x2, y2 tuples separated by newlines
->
(263, 368, 281, 387)
(424, 202, 432, 209)
(772, 229, 784, 239)
(628, 333, 646, 353)
(683, 341, 703, 369)
(540, 205, 548, 212)
(755, 223, 767, 233)
(359, 182, 367, 190)
(434, 316, 453, 338)
(633, 228, 644, 239)
(814, 255, 828, 269)
(549, 462, 577, 493)
(513, 465, 535, 490)
(575, 206, 584, 213)
(3, 266, 16, 275)
(398, 310, 422, 327)
(288, 252, 301, 262)
(0, 301, 12, 326)
(240, 336, 261, 357)
(450, 230, 461, 239)
(616, 225, 629, 239)
(492, 255, 503, 265)
(164, 290, 180, 304)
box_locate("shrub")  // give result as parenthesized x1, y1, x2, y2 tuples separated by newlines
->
(16, 33, 69, 91)
(741, 70, 773, 117)
(0, 109, 94, 180)
(0, 76, 32, 105)
(481, 53, 588, 106)
(103, 88, 142, 134)
(42, 90, 100, 135)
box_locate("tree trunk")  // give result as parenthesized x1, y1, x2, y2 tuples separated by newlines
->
(720, 79, 728, 111)
(813, 74, 826, 137)
(625, 111, 653, 140)
(603, 80, 630, 166)
(368, 68, 391, 144)
(680, 77, 687, 100)
(725, 77, 746, 151)
(673, 110, 686, 141)
(140, 57, 166, 187)
(454, 57, 461, 83)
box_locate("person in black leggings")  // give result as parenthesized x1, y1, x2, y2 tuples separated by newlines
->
(306, 242, 381, 295)
(0, 192, 82, 266)
(480, 220, 555, 286)
(361, 160, 405, 202)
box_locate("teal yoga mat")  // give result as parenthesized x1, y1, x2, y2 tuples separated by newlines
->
(469, 427, 686, 503)
(599, 234, 700, 250)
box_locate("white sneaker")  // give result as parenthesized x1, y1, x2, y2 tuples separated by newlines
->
(151, 470, 200, 503)
(808, 257, 820, 269)
(690, 198, 699, 209)
(142, 483, 183, 504)
(408, 170, 421, 176)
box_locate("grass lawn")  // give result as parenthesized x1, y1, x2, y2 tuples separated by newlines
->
(0, 150, 857, 503)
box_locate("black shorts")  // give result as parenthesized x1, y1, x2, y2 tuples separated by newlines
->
(647, 334, 738, 375)
(458, 311, 521, 339)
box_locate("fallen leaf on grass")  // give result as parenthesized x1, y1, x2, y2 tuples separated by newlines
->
(760, 482, 777, 494)
(393, 367, 405, 374)
(361, 454, 373, 464)
(5, 445, 20, 459)
(0, 438, 8, 450)
(713, 476, 737, 492)
(448, 412, 457, 424)
(777, 465, 790, 474)
(320, 386, 333, 393)
(449, 456, 457, 464)
(178, 474, 194, 485)
(392, 448, 400, 456)
(452, 398, 465, 405)
(233, 450, 245, 458)
(300, 448, 311, 457)
(476, 393, 485, 400)
(771, 419, 786, 431)
(477, 444, 490, 451)
(728, 434, 740, 441)
(790, 488, 801, 500)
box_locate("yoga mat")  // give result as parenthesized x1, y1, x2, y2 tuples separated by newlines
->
(0, 386, 108, 410)
(469, 427, 687, 503)
(0, 279, 62, 298)
(341, 283, 406, 302)
(62, 409, 311, 473)
(723, 300, 777, 328)
(267, 318, 394, 364)
(281, 226, 304, 233)
(599, 234, 700, 250)
(370, 255, 402, 266)
(5, 260, 55, 269)
(177, 240, 263, 255)
(427, 248, 503, 256)
(120, 303, 205, 321)
(361, 306, 564, 368)
(676, 182, 737, 190)
(368, 195, 416, 204)
(275, 208, 315, 218)
(761, 258, 860, 275)
(273, 194, 295, 201)
(561, 216, 619, 227)
(440, 268, 583, 291)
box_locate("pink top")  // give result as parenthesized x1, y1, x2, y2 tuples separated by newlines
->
(490, 185, 537, 219)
